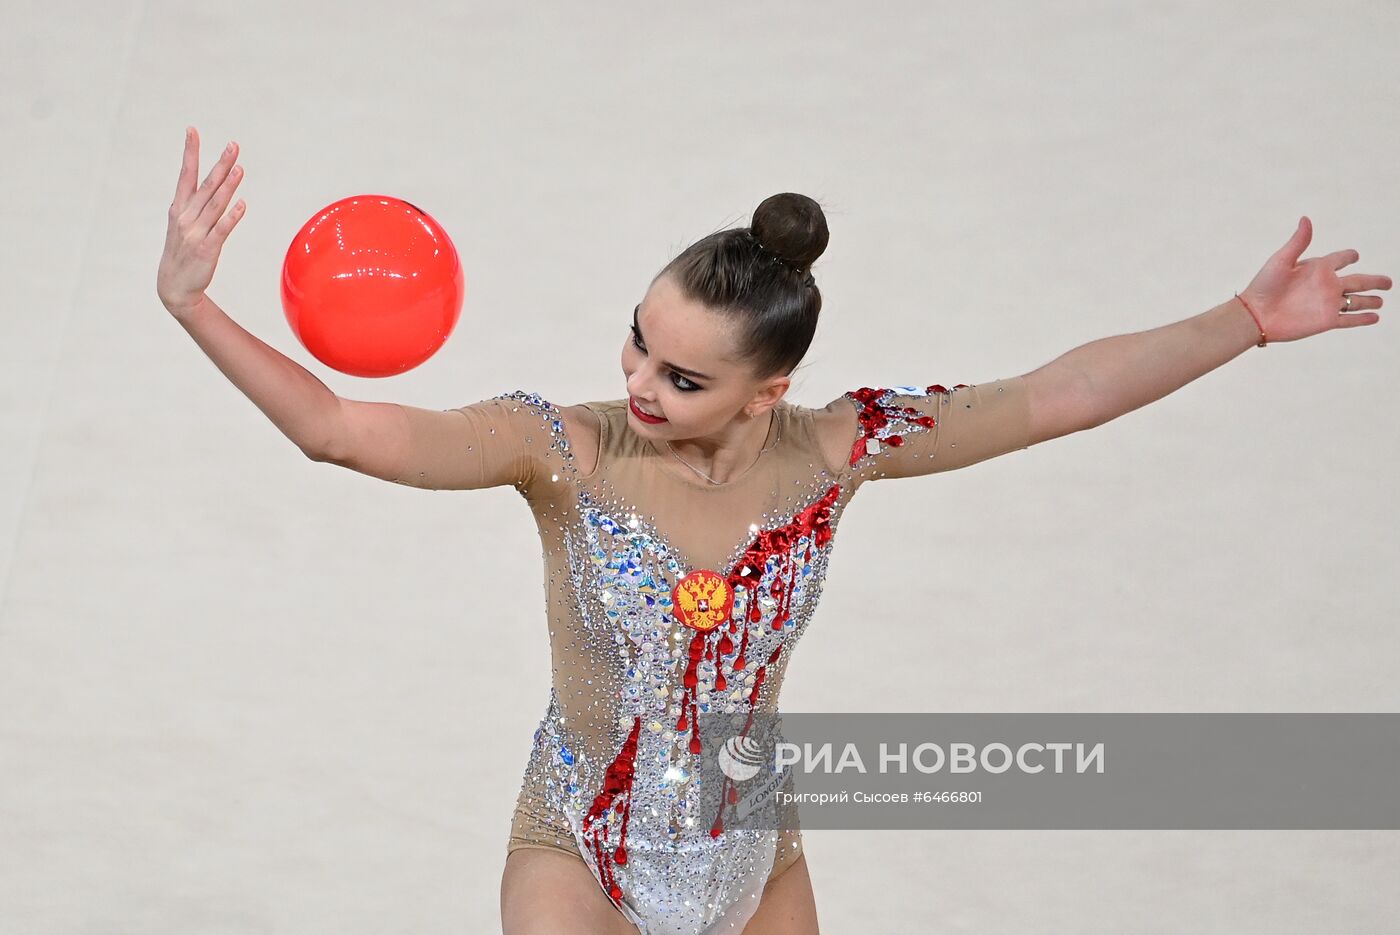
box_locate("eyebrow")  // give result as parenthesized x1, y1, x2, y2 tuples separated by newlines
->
(632, 303, 715, 381)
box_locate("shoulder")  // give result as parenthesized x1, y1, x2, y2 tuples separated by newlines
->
(475, 390, 605, 475)
(796, 395, 861, 478)
(559, 402, 613, 477)
(552, 397, 628, 479)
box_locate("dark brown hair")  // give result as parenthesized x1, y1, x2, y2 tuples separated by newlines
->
(654, 193, 829, 380)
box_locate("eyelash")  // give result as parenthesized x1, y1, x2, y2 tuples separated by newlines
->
(630, 326, 702, 392)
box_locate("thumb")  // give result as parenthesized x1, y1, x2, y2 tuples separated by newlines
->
(1272, 215, 1312, 268)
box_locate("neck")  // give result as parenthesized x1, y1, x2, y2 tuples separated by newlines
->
(663, 408, 778, 484)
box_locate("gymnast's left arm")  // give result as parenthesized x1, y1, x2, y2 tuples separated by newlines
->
(821, 217, 1387, 487)
(1052, 216, 1387, 433)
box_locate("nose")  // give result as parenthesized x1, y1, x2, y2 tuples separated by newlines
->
(625, 369, 656, 403)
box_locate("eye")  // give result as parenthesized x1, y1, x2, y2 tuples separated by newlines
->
(630, 325, 701, 392)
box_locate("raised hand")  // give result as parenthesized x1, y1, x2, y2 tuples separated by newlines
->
(157, 126, 246, 318)
(1238, 216, 1389, 344)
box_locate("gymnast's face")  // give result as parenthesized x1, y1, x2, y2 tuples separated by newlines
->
(620, 273, 787, 442)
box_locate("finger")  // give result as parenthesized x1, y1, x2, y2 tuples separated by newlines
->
(172, 126, 198, 210)
(1273, 215, 1312, 268)
(1339, 293, 1383, 310)
(194, 161, 244, 240)
(210, 198, 247, 243)
(1335, 312, 1380, 328)
(1340, 273, 1393, 293)
(185, 139, 240, 221)
(1323, 248, 1360, 271)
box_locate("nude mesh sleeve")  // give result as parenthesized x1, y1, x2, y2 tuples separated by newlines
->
(837, 375, 1031, 486)
(388, 393, 547, 491)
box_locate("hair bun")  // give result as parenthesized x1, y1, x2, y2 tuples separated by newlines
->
(750, 193, 829, 271)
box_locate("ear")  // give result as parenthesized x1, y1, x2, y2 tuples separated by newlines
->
(754, 375, 792, 411)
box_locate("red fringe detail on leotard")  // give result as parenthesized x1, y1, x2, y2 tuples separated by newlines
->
(581, 716, 642, 905)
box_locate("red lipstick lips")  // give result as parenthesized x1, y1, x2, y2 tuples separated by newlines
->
(629, 396, 667, 424)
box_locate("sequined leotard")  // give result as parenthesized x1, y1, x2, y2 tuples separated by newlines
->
(390, 377, 1031, 934)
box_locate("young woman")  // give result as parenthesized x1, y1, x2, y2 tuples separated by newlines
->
(158, 127, 1387, 935)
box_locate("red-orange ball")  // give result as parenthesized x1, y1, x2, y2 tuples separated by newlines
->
(281, 195, 465, 377)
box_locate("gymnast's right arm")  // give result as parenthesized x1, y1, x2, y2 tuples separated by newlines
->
(159, 126, 530, 492)
(167, 294, 531, 490)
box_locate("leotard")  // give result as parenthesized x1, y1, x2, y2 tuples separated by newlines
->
(386, 377, 1031, 934)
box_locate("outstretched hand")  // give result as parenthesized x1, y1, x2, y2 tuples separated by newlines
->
(158, 126, 246, 318)
(1238, 216, 1389, 344)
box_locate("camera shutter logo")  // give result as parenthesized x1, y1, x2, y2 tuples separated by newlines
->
(717, 733, 767, 782)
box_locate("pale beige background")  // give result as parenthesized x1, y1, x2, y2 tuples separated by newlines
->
(2, 1, 1397, 932)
